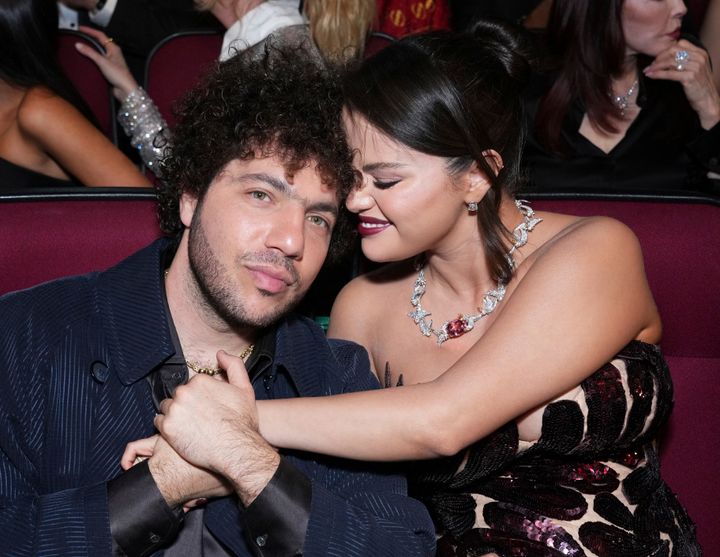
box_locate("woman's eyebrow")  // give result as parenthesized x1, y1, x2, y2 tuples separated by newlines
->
(362, 162, 407, 173)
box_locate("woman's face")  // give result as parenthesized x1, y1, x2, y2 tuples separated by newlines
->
(621, 0, 687, 57)
(343, 112, 477, 263)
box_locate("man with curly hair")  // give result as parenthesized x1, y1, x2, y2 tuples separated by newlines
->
(0, 44, 435, 556)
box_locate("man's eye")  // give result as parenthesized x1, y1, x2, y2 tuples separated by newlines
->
(250, 191, 270, 201)
(373, 179, 400, 190)
(307, 215, 330, 229)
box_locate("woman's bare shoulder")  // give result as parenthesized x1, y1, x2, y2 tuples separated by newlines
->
(17, 87, 74, 134)
(537, 213, 642, 262)
(518, 213, 659, 339)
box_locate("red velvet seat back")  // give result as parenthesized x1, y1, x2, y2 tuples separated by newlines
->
(144, 31, 223, 129)
(57, 30, 116, 142)
(530, 194, 720, 554)
(0, 191, 162, 295)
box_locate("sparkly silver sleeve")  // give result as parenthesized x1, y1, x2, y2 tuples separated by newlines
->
(116, 87, 171, 175)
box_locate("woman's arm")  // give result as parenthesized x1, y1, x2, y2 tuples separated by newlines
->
(257, 218, 659, 460)
(74, 26, 170, 173)
(18, 87, 150, 187)
(75, 25, 139, 103)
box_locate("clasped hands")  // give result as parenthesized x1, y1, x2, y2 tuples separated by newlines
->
(121, 351, 280, 510)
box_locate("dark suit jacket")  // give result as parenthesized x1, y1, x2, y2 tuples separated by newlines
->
(99, 0, 222, 82)
(105, 0, 222, 59)
(0, 238, 435, 556)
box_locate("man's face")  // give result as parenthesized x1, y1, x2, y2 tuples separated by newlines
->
(180, 155, 339, 329)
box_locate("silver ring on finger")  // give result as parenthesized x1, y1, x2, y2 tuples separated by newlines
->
(675, 49, 689, 71)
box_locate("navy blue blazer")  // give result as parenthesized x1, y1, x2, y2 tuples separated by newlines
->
(0, 239, 435, 556)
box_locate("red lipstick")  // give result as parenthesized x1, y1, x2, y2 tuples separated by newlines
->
(357, 215, 390, 236)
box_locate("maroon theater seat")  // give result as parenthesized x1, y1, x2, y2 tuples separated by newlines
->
(144, 31, 223, 129)
(528, 192, 720, 554)
(57, 30, 117, 143)
(0, 189, 162, 295)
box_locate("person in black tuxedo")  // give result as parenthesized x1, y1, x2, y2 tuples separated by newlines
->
(59, 0, 222, 80)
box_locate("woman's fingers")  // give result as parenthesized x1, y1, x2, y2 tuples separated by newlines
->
(120, 435, 160, 470)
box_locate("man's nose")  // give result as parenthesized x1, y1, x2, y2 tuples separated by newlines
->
(265, 208, 305, 258)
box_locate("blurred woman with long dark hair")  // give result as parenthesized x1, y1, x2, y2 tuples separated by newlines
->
(524, 0, 720, 193)
(0, 0, 149, 188)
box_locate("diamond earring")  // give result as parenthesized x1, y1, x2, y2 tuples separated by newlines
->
(467, 201, 479, 213)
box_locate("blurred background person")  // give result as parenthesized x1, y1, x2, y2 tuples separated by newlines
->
(57, 0, 221, 81)
(75, 0, 375, 173)
(522, 0, 720, 194)
(0, 0, 149, 189)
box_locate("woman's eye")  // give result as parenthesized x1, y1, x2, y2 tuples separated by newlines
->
(307, 215, 330, 229)
(373, 179, 400, 190)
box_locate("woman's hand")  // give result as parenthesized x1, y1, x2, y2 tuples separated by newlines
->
(644, 39, 720, 129)
(74, 25, 139, 103)
(121, 434, 215, 511)
(120, 434, 159, 470)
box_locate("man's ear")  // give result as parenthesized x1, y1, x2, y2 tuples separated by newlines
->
(179, 192, 199, 228)
(462, 150, 504, 205)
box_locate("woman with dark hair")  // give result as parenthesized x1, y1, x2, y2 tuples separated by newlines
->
(524, 0, 720, 193)
(126, 22, 700, 556)
(0, 0, 149, 188)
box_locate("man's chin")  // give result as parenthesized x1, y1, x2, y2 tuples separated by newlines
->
(240, 294, 304, 328)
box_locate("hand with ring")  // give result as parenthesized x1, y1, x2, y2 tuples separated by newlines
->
(674, 49, 689, 71)
(74, 26, 139, 103)
(643, 39, 720, 129)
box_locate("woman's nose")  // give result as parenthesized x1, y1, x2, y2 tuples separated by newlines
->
(346, 179, 373, 213)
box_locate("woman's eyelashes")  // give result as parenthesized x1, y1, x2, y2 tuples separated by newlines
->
(372, 178, 401, 190)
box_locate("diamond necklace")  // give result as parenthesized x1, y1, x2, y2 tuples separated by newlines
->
(407, 200, 542, 345)
(611, 78, 639, 117)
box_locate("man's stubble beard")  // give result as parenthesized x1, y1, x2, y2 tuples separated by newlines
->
(187, 209, 305, 330)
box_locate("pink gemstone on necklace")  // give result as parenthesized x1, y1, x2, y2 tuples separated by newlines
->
(445, 317, 468, 338)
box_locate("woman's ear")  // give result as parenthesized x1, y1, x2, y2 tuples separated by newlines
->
(462, 149, 504, 205)
(482, 149, 504, 177)
(179, 191, 199, 228)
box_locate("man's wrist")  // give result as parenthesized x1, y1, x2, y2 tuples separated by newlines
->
(222, 433, 281, 507)
(148, 454, 187, 508)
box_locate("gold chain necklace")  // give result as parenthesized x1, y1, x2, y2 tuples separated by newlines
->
(164, 269, 256, 375)
(186, 344, 255, 376)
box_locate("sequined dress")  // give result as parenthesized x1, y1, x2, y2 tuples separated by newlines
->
(407, 341, 701, 556)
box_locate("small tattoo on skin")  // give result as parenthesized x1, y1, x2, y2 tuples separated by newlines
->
(383, 362, 404, 388)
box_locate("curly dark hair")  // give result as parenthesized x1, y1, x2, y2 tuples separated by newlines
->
(158, 41, 359, 262)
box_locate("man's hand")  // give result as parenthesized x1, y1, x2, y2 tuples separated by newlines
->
(148, 435, 233, 508)
(155, 351, 280, 506)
